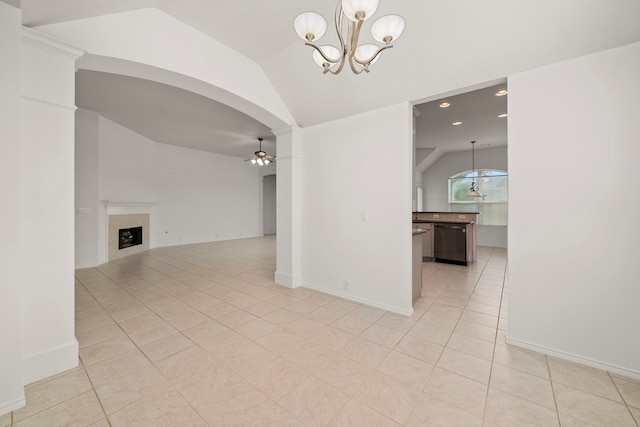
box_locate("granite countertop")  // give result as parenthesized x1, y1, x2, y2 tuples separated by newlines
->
(412, 211, 480, 214)
(414, 219, 476, 224)
(413, 211, 478, 224)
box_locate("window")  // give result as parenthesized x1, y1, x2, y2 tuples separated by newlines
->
(449, 169, 508, 225)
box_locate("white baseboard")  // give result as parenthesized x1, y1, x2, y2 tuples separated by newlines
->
(274, 271, 301, 289)
(22, 338, 79, 385)
(303, 282, 414, 317)
(0, 395, 26, 417)
(506, 335, 640, 381)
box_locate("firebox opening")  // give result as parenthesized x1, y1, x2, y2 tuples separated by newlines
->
(118, 226, 143, 250)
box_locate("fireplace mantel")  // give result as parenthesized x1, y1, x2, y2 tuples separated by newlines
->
(101, 200, 156, 208)
(101, 200, 156, 216)
(101, 200, 156, 209)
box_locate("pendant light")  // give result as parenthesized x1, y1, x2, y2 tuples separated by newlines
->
(465, 140, 482, 198)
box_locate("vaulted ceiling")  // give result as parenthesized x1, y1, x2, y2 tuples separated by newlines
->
(19, 0, 640, 159)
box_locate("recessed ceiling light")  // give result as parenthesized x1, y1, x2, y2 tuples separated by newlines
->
(498, 113, 508, 118)
(439, 102, 450, 108)
(452, 121, 462, 126)
(495, 89, 508, 96)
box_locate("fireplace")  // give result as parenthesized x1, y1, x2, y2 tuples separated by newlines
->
(118, 226, 143, 250)
(107, 213, 150, 261)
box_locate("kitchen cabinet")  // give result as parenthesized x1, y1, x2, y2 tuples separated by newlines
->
(420, 223, 433, 260)
(412, 211, 478, 264)
(412, 229, 425, 304)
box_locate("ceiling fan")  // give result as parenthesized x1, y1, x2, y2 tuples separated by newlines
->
(246, 138, 276, 166)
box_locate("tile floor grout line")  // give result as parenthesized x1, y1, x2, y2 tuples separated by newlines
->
(77, 268, 211, 425)
(82, 260, 276, 426)
(416, 247, 497, 424)
(481, 247, 508, 425)
(17, 241, 638, 425)
(608, 371, 640, 427)
(78, 358, 113, 427)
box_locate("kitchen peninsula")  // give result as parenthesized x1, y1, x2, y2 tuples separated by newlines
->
(412, 228, 427, 304)
(412, 211, 478, 265)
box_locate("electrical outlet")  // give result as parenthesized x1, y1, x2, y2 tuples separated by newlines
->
(343, 280, 350, 291)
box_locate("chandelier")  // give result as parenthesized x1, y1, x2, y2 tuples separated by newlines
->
(293, 0, 405, 75)
(466, 141, 482, 198)
(246, 138, 275, 166)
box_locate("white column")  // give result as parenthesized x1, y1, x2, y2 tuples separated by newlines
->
(20, 28, 84, 384)
(273, 127, 303, 288)
(0, 2, 26, 415)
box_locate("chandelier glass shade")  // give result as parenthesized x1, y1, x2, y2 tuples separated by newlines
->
(294, 0, 405, 74)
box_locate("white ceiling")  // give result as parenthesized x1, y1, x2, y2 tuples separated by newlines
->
(75, 70, 275, 158)
(415, 84, 508, 151)
(20, 0, 640, 159)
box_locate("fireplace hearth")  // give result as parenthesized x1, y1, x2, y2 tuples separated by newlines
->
(118, 226, 143, 250)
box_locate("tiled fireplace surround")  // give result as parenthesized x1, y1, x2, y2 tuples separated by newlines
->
(101, 201, 154, 262)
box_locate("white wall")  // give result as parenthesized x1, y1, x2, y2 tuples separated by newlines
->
(422, 146, 508, 248)
(98, 115, 157, 202)
(154, 142, 261, 246)
(263, 174, 277, 235)
(75, 109, 100, 268)
(19, 29, 84, 386)
(300, 103, 415, 315)
(75, 111, 263, 266)
(508, 41, 640, 378)
(0, 1, 26, 415)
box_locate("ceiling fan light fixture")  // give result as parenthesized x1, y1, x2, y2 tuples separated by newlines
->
(246, 137, 275, 167)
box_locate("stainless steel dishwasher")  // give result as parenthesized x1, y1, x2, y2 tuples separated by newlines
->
(434, 223, 467, 265)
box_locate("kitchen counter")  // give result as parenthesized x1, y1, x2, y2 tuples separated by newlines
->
(412, 230, 424, 304)
(412, 212, 478, 264)
(412, 211, 479, 224)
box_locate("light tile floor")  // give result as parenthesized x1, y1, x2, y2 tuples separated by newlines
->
(3, 236, 639, 426)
